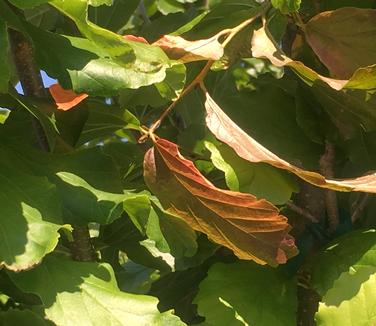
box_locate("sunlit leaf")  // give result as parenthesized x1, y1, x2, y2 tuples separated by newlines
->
(251, 24, 376, 91)
(49, 83, 88, 111)
(10, 255, 185, 326)
(195, 262, 297, 325)
(143, 138, 297, 266)
(204, 89, 376, 193)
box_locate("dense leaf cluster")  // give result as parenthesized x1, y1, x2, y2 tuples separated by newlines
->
(0, 0, 376, 325)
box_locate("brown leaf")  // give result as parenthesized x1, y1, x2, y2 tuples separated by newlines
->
(153, 35, 224, 63)
(49, 83, 88, 111)
(143, 138, 298, 267)
(204, 90, 376, 193)
(123, 35, 149, 44)
(251, 25, 376, 91)
(306, 8, 376, 79)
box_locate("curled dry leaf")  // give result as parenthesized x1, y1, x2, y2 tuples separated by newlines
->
(123, 35, 149, 44)
(251, 25, 376, 91)
(153, 34, 224, 63)
(203, 90, 376, 193)
(306, 7, 376, 79)
(49, 83, 88, 111)
(143, 138, 297, 267)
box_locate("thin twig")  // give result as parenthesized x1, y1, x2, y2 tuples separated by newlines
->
(139, 4, 270, 142)
(351, 194, 370, 224)
(8, 28, 50, 152)
(286, 201, 319, 223)
(319, 141, 339, 232)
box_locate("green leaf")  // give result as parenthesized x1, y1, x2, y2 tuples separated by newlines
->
(311, 82, 376, 139)
(8, 0, 52, 9)
(271, 0, 301, 13)
(124, 192, 197, 259)
(157, 0, 184, 15)
(51, 0, 170, 86)
(0, 19, 10, 93)
(0, 108, 11, 124)
(0, 309, 49, 326)
(205, 140, 298, 204)
(77, 101, 140, 146)
(10, 254, 186, 326)
(28, 25, 167, 95)
(315, 267, 376, 326)
(310, 229, 376, 297)
(194, 262, 297, 326)
(88, 0, 140, 32)
(0, 164, 64, 271)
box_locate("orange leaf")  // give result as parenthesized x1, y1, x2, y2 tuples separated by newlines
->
(153, 35, 224, 63)
(143, 138, 298, 266)
(49, 84, 88, 111)
(203, 89, 376, 193)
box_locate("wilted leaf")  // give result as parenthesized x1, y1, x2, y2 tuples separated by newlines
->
(195, 262, 297, 326)
(251, 25, 376, 91)
(306, 8, 376, 79)
(204, 89, 376, 193)
(49, 83, 88, 111)
(143, 138, 297, 266)
(153, 34, 224, 63)
(10, 255, 185, 326)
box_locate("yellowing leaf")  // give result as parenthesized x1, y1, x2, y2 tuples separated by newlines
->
(49, 83, 88, 111)
(306, 7, 376, 79)
(153, 34, 224, 63)
(251, 25, 376, 91)
(204, 89, 376, 193)
(143, 138, 297, 267)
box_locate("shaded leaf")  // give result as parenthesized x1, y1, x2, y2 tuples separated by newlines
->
(153, 34, 223, 63)
(0, 163, 64, 271)
(309, 229, 376, 296)
(10, 255, 185, 326)
(251, 24, 376, 91)
(123, 192, 197, 258)
(49, 83, 88, 111)
(306, 7, 376, 79)
(8, 0, 52, 9)
(0, 309, 49, 326)
(203, 89, 376, 193)
(143, 138, 297, 266)
(88, 0, 140, 32)
(0, 19, 10, 93)
(195, 262, 297, 326)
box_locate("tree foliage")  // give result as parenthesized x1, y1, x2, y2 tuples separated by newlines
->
(0, 0, 376, 325)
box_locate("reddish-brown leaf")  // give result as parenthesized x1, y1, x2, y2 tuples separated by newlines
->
(251, 25, 376, 91)
(153, 35, 224, 63)
(143, 138, 298, 266)
(49, 83, 88, 111)
(306, 8, 376, 79)
(123, 35, 149, 44)
(204, 90, 376, 193)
